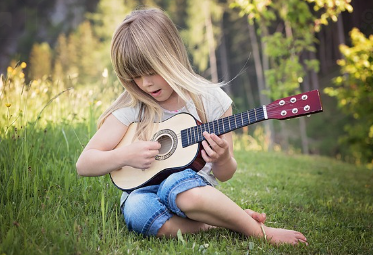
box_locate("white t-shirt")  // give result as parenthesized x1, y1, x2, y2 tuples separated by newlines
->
(112, 87, 232, 205)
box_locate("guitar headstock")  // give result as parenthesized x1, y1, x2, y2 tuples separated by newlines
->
(266, 90, 323, 120)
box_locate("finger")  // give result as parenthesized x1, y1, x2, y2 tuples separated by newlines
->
(149, 141, 161, 149)
(203, 132, 219, 151)
(209, 133, 226, 147)
(201, 149, 210, 163)
(202, 140, 216, 158)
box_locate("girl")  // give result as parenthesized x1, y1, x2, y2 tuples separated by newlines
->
(76, 8, 308, 245)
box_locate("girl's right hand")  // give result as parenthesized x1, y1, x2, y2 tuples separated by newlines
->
(122, 141, 161, 169)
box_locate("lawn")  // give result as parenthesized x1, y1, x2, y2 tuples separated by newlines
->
(1, 121, 372, 254)
(1, 72, 372, 254)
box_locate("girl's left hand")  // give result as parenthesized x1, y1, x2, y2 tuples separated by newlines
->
(201, 131, 231, 165)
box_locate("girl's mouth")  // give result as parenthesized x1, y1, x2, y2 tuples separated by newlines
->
(151, 89, 161, 97)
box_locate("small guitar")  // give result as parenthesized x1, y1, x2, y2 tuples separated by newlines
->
(110, 90, 323, 191)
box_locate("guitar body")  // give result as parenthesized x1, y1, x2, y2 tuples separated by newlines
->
(110, 113, 204, 192)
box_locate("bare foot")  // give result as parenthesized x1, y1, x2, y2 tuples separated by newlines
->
(244, 209, 266, 223)
(263, 226, 308, 246)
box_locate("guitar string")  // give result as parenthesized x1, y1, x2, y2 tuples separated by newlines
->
(158, 102, 313, 146)
(172, 107, 305, 140)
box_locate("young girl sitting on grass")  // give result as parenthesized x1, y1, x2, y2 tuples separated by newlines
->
(76, 7, 308, 245)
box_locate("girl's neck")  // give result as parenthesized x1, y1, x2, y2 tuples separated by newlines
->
(158, 91, 186, 112)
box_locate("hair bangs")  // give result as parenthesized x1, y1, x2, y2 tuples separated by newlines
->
(120, 36, 156, 80)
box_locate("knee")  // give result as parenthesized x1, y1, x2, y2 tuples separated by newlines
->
(176, 186, 206, 212)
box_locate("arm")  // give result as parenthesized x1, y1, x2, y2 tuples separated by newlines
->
(76, 114, 160, 177)
(201, 106, 237, 182)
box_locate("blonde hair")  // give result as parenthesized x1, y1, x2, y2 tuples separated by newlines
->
(98, 8, 222, 140)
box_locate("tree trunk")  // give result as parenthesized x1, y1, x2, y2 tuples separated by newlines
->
(248, 21, 274, 151)
(299, 117, 309, 154)
(218, 17, 232, 96)
(204, 0, 218, 83)
(284, 21, 309, 154)
(309, 50, 320, 90)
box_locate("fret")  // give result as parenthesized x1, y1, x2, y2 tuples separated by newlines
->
(195, 126, 199, 142)
(225, 116, 230, 131)
(198, 125, 203, 141)
(243, 111, 249, 126)
(229, 115, 235, 130)
(187, 128, 191, 146)
(238, 114, 243, 128)
(190, 127, 194, 144)
(256, 107, 264, 121)
(208, 122, 213, 134)
(213, 120, 219, 134)
(254, 108, 257, 121)
(249, 109, 256, 124)
(194, 126, 198, 142)
(181, 129, 187, 147)
(218, 118, 224, 135)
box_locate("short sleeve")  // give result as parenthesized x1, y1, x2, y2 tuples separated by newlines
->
(202, 87, 232, 122)
(112, 105, 140, 126)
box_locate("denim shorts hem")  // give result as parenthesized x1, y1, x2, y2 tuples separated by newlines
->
(144, 209, 172, 236)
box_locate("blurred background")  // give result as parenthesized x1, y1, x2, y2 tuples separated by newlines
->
(1, 0, 372, 168)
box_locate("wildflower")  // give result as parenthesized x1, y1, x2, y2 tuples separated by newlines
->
(7, 66, 13, 73)
(21, 62, 27, 69)
(5, 103, 11, 108)
(19, 73, 25, 78)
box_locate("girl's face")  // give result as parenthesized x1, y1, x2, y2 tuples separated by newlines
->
(133, 74, 181, 109)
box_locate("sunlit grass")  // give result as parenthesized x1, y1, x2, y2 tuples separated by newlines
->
(1, 65, 372, 254)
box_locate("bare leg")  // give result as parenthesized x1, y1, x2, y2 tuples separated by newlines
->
(157, 209, 265, 237)
(174, 186, 307, 245)
(157, 216, 212, 237)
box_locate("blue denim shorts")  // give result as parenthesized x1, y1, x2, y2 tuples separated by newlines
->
(121, 169, 210, 236)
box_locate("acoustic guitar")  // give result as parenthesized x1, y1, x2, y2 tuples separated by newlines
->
(110, 90, 323, 191)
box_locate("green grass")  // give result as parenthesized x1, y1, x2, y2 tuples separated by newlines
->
(1, 121, 372, 254)
(1, 68, 372, 254)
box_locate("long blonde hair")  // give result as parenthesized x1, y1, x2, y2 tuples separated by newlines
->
(98, 8, 222, 140)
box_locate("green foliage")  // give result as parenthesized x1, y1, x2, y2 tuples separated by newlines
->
(53, 21, 103, 86)
(324, 28, 373, 168)
(263, 32, 305, 99)
(28, 42, 52, 80)
(231, 0, 352, 100)
(306, 0, 353, 31)
(181, 0, 223, 73)
(87, 0, 133, 72)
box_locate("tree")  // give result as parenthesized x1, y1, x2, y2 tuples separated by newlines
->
(231, 0, 353, 153)
(29, 42, 52, 80)
(324, 28, 373, 168)
(182, 0, 223, 82)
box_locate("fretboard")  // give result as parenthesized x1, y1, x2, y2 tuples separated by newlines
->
(181, 106, 266, 148)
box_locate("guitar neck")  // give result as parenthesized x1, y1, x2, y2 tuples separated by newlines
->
(181, 106, 267, 148)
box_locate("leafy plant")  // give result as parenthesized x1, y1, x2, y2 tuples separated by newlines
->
(324, 28, 373, 168)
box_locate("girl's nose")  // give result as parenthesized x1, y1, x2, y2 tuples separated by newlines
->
(142, 75, 153, 86)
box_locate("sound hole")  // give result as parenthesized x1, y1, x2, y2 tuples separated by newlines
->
(158, 134, 173, 155)
(152, 129, 178, 161)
